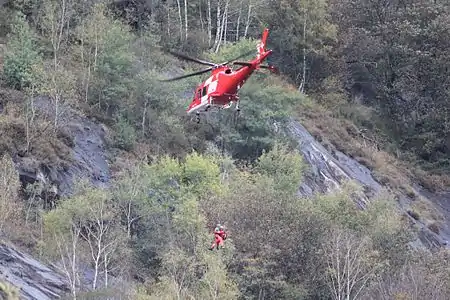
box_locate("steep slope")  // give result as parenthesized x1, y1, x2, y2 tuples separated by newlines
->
(0, 96, 112, 299)
(15, 96, 111, 197)
(1, 83, 448, 299)
(0, 241, 69, 299)
(287, 119, 449, 250)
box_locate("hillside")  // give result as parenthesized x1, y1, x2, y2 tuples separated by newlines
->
(1, 0, 450, 299)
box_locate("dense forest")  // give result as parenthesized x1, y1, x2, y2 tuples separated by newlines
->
(0, 0, 449, 299)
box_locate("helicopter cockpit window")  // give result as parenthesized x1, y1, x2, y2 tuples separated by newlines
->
(202, 86, 207, 96)
(225, 68, 231, 74)
(196, 89, 201, 99)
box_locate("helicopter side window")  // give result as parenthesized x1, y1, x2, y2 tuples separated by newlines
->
(202, 86, 208, 96)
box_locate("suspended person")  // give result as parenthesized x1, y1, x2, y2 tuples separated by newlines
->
(209, 224, 227, 250)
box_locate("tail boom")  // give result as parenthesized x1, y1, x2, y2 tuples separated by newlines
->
(258, 28, 269, 55)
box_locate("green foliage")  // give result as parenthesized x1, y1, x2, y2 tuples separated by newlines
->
(182, 152, 224, 197)
(255, 142, 306, 194)
(206, 38, 257, 62)
(113, 115, 137, 151)
(0, 281, 19, 300)
(206, 76, 305, 161)
(331, 0, 450, 174)
(1, 0, 449, 298)
(3, 12, 42, 90)
(75, 2, 135, 113)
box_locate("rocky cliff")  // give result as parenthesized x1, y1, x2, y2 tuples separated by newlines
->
(15, 96, 111, 198)
(0, 242, 69, 299)
(287, 119, 449, 250)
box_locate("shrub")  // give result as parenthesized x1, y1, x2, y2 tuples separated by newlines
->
(113, 115, 136, 151)
(3, 12, 41, 90)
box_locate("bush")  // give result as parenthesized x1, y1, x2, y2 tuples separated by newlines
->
(113, 115, 137, 151)
(2, 12, 41, 90)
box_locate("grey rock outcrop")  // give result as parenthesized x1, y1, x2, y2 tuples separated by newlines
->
(15, 96, 111, 198)
(287, 121, 382, 204)
(0, 242, 69, 299)
(286, 119, 449, 250)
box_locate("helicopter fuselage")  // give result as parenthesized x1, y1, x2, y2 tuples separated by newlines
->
(187, 50, 272, 114)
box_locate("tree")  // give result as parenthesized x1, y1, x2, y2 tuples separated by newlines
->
(42, 202, 83, 299)
(0, 154, 23, 235)
(74, 1, 135, 114)
(3, 11, 42, 90)
(255, 141, 306, 195)
(43, 181, 128, 293)
(38, 0, 76, 131)
(258, 0, 337, 91)
(149, 194, 239, 299)
(74, 184, 126, 290)
(322, 227, 382, 300)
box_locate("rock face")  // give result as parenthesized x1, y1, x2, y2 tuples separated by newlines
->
(287, 121, 382, 205)
(286, 119, 449, 250)
(2, 96, 112, 299)
(0, 242, 70, 299)
(15, 96, 111, 197)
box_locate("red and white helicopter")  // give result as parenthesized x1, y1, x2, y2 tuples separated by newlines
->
(161, 28, 278, 122)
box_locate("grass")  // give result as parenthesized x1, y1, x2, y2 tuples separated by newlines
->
(295, 99, 450, 193)
(410, 196, 445, 226)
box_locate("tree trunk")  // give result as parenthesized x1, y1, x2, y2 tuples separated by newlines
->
(299, 11, 307, 94)
(213, 0, 221, 49)
(199, 1, 204, 40)
(142, 98, 148, 135)
(207, 0, 212, 46)
(215, 0, 228, 52)
(244, 0, 252, 38)
(223, 0, 228, 44)
(184, 0, 188, 40)
(235, 0, 243, 41)
(176, 0, 183, 40)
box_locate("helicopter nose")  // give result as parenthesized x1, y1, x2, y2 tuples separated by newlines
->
(187, 98, 202, 114)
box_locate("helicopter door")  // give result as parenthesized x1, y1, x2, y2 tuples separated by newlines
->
(201, 85, 209, 105)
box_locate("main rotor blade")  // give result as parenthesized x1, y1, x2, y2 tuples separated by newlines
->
(168, 51, 217, 67)
(223, 50, 255, 65)
(233, 61, 253, 67)
(259, 65, 279, 74)
(159, 67, 213, 82)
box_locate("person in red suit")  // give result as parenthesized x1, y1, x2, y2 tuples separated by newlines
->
(210, 224, 227, 250)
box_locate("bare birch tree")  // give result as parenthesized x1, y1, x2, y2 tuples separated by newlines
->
(39, 0, 75, 131)
(322, 227, 382, 300)
(243, 0, 252, 38)
(235, 0, 244, 41)
(43, 206, 83, 299)
(113, 165, 147, 239)
(75, 186, 124, 290)
(184, 0, 188, 40)
(176, 0, 183, 40)
(207, 0, 212, 45)
(299, 7, 307, 93)
(75, 2, 108, 104)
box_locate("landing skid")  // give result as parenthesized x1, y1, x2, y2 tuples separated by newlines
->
(192, 102, 240, 124)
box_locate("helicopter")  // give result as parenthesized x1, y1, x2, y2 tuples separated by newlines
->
(160, 28, 278, 123)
